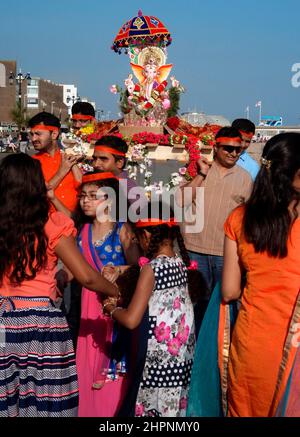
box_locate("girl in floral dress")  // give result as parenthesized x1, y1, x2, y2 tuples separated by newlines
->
(104, 202, 206, 417)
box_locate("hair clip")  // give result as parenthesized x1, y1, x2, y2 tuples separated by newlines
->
(188, 260, 198, 270)
(138, 257, 150, 267)
(260, 157, 272, 169)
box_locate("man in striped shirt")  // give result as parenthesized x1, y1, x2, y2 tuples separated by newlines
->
(178, 126, 253, 332)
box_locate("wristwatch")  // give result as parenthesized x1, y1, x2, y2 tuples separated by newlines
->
(198, 170, 207, 179)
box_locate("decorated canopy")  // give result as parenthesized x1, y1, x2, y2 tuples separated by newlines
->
(112, 10, 172, 54)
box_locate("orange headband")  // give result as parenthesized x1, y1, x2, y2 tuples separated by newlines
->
(71, 114, 94, 121)
(31, 124, 59, 132)
(94, 145, 126, 157)
(136, 218, 178, 228)
(240, 130, 254, 139)
(82, 172, 118, 183)
(216, 137, 242, 144)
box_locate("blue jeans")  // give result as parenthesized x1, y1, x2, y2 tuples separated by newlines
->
(188, 251, 224, 336)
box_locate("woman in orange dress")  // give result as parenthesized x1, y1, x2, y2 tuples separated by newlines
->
(221, 133, 300, 417)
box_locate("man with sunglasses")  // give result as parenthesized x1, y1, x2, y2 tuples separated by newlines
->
(178, 126, 253, 335)
(232, 118, 259, 180)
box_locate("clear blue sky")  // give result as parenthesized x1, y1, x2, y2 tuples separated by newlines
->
(1, 0, 299, 124)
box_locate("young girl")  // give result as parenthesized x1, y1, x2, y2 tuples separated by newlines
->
(104, 202, 207, 417)
(0, 155, 118, 417)
(72, 171, 140, 417)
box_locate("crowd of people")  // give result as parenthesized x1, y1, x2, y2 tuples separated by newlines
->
(0, 128, 30, 153)
(0, 102, 299, 418)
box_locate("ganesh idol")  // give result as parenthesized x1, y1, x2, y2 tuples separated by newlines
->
(125, 47, 173, 115)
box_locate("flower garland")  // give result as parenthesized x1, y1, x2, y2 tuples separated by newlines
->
(61, 123, 97, 173)
(64, 125, 215, 193)
(126, 131, 207, 181)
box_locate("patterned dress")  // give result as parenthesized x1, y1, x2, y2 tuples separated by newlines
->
(76, 222, 130, 417)
(135, 255, 195, 417)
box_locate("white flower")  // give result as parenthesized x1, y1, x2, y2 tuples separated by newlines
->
(110, 84, 118, 94)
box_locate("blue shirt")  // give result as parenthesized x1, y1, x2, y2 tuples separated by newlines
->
(237, 151, 260, 180)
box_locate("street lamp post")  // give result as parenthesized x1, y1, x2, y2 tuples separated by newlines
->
(66, 95, 81, 105)
(96, 109, 104, 121)
(51, 101, 56, 114)
(9, 69, 32, 109)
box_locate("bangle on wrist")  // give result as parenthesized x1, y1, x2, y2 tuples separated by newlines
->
(110, 306, 123, 319)
(198, 170, 207, 179)
(102, 302, 110, 312)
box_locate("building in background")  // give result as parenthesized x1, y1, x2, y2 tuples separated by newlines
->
(0, 60, 90, 128)
(181, 111, 230, 126)
(26, 77, 69, 122)
(0, 60, 17, 125)
(259, 115, 283, 127)
(62, 84, 78, 115)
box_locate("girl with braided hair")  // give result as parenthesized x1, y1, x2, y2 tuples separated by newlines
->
(103, 201, 207, 417)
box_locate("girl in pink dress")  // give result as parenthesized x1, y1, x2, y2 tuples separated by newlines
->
(74, 172, 140, 417)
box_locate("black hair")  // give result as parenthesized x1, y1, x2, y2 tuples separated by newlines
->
(28, 111, 61, 129)
(134, 201, 190, 265)
(232, 118, 256, 134)
(215, 126, 242, 140)
(95, 135, 128, 169)
(133, 200, 208, 301)
(71, 101, 95, 117)
(0, 154, 49, 285)
(243, 132, 300, 257)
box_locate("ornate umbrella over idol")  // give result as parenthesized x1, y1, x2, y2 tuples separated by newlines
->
(111, 10, 172, 55)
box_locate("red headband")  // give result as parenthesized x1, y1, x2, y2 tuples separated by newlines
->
(82, 172, 118, 183)
(136, 218, 178, 228)
(216, 137, 242, 144)
(240, 130, 254, 140)
(30, 124, 59, 132)
(94, 145, 126, 157)
(71, 114, 94, 121)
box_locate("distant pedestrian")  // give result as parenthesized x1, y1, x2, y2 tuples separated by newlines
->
(18, 127, 29, 153)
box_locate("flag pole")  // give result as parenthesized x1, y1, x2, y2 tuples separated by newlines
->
(259, 102, 262, 125)
(246, 106, 250, 119)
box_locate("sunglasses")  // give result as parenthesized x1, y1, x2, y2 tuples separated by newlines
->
(221, 145, 243, 154)
(77, 193, 108, 201)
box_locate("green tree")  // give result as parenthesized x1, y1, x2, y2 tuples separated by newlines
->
(10, 102, 29, 130)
